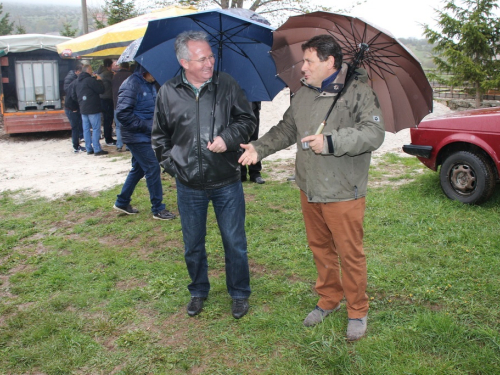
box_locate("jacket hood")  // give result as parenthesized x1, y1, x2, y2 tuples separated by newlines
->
(133, 64, 152, 81)
(78, 71, 91, 81)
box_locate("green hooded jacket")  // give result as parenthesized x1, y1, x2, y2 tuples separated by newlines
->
(253, 62, 385, 202)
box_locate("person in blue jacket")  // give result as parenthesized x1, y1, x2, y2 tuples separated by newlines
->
(113, 65, 176, 221)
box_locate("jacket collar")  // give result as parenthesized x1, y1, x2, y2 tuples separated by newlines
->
(174, 69, 219, 94)
(78, 71, 92, 81)
(300, 62, 350, 97)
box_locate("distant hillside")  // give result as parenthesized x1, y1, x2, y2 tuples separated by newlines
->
(399, 37, 437, 70)
(2, 2, 88, 36)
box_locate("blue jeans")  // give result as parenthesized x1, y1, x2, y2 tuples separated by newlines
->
(81, 113, 102, 153)
(115, 142, 166, 214)
(176, 180, 251, 299)
(65, 108, 82, 150)
(114, 112, 123, 149)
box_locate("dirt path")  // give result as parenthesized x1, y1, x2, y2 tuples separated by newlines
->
(0, 89, 451, 200)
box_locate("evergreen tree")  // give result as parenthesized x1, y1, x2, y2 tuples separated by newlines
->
(0, 3, 14, 35)
(103, 0, 137, 26)
(61, 22, 78, 37)
(15, 22, 25, 34)
(423, 0, 500, 107)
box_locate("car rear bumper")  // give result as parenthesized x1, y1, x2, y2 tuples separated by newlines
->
(402, 144, 433, 158)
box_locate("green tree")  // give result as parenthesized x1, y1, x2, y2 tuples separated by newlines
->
(61, 22, 78, 37)
(0, 3, 14, 35)
(15, 21, 25, 34)
(107, 0, 137, 25)
(423, 0, 500, 107)
(94, 0, 137, 29)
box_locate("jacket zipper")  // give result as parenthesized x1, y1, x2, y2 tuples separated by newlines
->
(195, 92, 205, 186)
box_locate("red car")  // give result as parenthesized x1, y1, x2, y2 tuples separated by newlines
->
(403, 106, 500, 204)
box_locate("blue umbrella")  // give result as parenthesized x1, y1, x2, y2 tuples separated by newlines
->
(134, 8, 286, 102)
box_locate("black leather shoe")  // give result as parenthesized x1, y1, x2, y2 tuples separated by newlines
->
(250, 176, 265, 184)
(187, 297, 206, 316)
(232, 298, 249, 319)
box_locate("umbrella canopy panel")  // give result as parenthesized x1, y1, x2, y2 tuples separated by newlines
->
(134, 9, 286, 102)
(56, 5, 197, 59)
(117, 37, 143, 64)
(270, 12, 433, 133)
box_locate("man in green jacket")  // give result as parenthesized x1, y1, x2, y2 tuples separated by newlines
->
(239, 35, 385, 341)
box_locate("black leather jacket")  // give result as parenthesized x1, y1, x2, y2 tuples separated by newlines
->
(152, 72, 256, 190)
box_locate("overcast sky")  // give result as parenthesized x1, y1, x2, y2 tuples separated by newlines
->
(11, 0, 496, 39)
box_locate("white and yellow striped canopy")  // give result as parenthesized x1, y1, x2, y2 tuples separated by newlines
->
(56, 5, 198, 59)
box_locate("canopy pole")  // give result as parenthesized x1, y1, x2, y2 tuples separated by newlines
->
(81, 0, 89, 34)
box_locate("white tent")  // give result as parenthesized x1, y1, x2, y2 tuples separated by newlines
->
(0, 34, 72, 56)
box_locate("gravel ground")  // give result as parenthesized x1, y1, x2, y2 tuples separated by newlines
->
(0, 89, 451, 200)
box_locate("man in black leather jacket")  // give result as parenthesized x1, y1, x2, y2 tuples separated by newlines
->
(152, 30, 256, 320)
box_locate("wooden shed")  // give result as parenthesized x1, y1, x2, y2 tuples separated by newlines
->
(0, 34, 74, 134)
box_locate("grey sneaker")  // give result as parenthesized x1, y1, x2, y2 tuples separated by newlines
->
(153, 209, 176, 220)
(303, 304, 340, 327)
(346, 315, 368, 341)
(113, 204, 139, 215)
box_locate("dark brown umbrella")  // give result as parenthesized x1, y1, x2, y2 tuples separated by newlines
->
(270, 12, 433, 133)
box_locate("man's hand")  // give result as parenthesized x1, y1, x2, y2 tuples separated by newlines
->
(301, 134, 324, 154)
(207, 136, 227, 153)
(238, 143, 258, 165)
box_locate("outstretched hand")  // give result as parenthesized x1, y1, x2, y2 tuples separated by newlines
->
(238, 143, 258, 165)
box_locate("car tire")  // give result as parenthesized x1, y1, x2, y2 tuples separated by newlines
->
(439, 151, 496, 205)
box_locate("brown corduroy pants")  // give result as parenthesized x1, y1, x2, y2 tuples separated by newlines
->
(300, 191, 369, 319)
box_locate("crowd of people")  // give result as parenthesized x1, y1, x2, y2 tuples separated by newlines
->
(62, 30, 385, 341)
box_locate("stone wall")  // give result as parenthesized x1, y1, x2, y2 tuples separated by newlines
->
(435, 98, 500, 111)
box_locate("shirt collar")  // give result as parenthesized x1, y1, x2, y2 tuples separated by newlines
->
(321, 70, 339, 92)
(181, 69, 212, 95)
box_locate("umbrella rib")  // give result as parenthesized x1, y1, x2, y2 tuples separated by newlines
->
(189, 14, 275, 101)
(189, 17, 263, 60)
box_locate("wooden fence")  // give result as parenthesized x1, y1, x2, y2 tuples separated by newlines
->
(425, 70, 500, 101)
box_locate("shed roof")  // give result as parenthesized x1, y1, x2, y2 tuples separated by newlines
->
(0, 34, 72, 56)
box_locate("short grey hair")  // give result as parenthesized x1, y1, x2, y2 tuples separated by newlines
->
(175, 30, 210, 62)
(82, 64, 92, 74)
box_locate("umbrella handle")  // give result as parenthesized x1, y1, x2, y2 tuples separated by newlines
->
(315, 121, 325, 135)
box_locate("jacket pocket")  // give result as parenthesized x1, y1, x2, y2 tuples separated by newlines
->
(161, 156, 177, 178)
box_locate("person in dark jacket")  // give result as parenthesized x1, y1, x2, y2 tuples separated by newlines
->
(72, 64, 108, 156)
(63, 67, 78, 93)
(152, 31, 256, 320)
(64, 64, 85, 153)
(99, 58, 116, 146)
(113, 64, 176, 221)
(112, 62, 132, 152)
(240, 101, 265, 183)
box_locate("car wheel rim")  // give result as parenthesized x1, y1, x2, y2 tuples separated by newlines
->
(450, 164, 476, 195)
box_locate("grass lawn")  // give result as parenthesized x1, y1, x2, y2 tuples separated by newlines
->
(1, 153, 499, 374)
